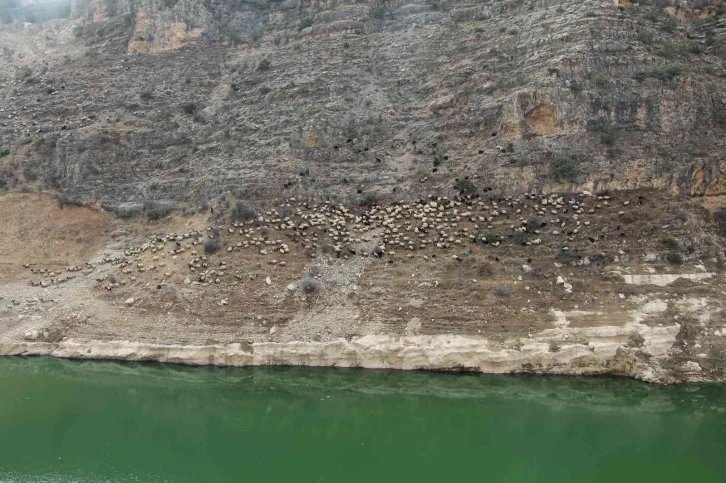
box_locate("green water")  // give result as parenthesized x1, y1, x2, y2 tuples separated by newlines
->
(0, 358, 724, 483)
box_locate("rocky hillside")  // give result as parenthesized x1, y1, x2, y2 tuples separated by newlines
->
(1, 1, 726, 382)
(0, 0, 724, 213)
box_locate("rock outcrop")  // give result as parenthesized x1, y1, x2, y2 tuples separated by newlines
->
(0, 321, 700, 383)
(0, 0, 724, 210)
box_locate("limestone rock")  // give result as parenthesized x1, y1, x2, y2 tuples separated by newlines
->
(23, 329, 40, 341)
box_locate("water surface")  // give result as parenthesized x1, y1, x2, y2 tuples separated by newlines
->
(0, 358, 724, 482)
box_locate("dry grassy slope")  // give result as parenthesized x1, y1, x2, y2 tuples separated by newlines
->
(0, 192, 109, 281)
(0, 0, 724, 211)
(0, 188, 724, 381)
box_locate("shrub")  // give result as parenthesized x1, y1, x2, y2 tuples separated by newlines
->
(526, 217, 542, 232)
(483, 232, 502, 244)
(715, 207, 726, 235)
(359, 193, 378, 208)
(299, 17, 313, 31)
(597, 188, 613, 197)
(144, 201, 172, 220)
(454, 178, 478, 196)
(257, 58, 271, 71)
(637, 29, 655, 45)
(660, 40, 700, 59)
(715, 102, 726, 127)
(123, 13, 135, 27)
(139, 90, 154, 101)
(0, 146, 9, 156)
(710, 34, 726, 60)
(280, 206, 293, 219)
(644, 223, 658, 236)
(56, 194, 84, 208)
(495, 71, 526, 90)
(370, 6, 388, 19)
(181, 102, 197, 115)
(492, 285, 511, 298)
(662, 236, 678, 248)
(204, 238, 220, 254)
(225, 29, 242, 45)
(231, 201, 256, 221)
(251, 27, 265, 41)
(556, 249, 581, 264)
(514, 232, 534, 245)
(675, 210, 688, 222)
(550, 154, 577, 182)
(658, 16, 678, 33)
(634, 63, 686, 82)
(595, 123, 621, 146)
(665, 252, 682, 264)
(414, 166, 429, 177)
(590, 252, 610, 266)
(22, 165, 38, 181)
(476, 260, 494, 276)
(301, 277, 320, 293)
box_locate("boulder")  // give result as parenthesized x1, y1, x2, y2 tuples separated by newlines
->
(114, 203, 144, 219)
(23, 329, 40, 341)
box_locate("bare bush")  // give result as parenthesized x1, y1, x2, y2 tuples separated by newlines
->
(476, 260, 495, 276)
(204, 238, 220, 254)
(492, 285, 511, 298)
(231, 201, 256, 221)
(300, 277, 320, 293)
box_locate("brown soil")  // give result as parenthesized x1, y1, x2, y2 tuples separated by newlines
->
(0, 192, 110, 282)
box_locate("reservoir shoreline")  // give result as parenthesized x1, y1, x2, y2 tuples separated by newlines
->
(2, 333, 723, 384)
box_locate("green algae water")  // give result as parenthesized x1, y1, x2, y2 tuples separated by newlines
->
(1, 358, 725, 483)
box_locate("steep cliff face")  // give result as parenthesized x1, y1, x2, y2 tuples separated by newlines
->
(0, 0, 724, 210)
